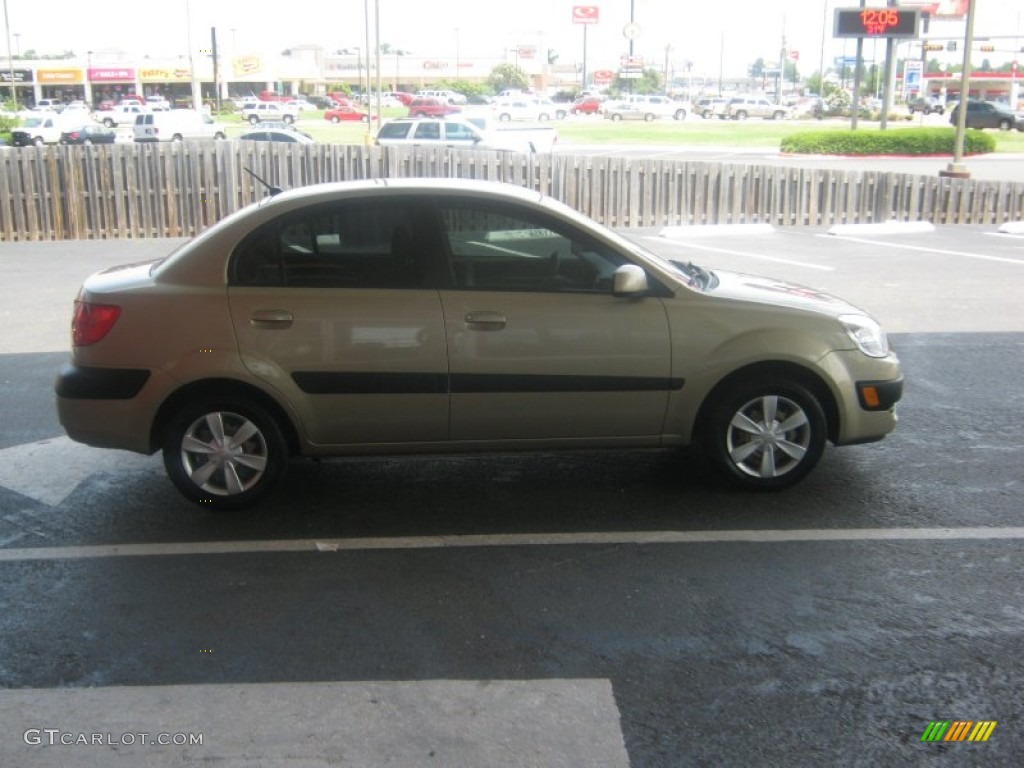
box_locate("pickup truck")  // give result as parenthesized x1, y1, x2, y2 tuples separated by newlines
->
(375, 117, 557, 154)
(96, 103, 150, 127)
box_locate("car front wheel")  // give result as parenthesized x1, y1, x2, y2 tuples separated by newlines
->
(702, 377, 826, 490)
(162, 398, 288, 508)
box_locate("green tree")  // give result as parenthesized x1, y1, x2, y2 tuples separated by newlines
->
(488, 64, 529, 93)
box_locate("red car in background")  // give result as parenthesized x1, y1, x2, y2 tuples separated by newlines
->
(571, 96, 603, 115)
(406, 98, 461, 118)
(391, 92, 415, 106)
(324, 104, 370, 123)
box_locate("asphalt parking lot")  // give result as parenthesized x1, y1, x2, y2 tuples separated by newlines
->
(0, 222, 1021, 766)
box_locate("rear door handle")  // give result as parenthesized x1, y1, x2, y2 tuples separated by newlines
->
(250, 309, 293, 329)
(464, 311, 507, 330)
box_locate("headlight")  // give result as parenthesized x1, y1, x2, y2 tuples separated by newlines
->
(839, 314, 890, 358)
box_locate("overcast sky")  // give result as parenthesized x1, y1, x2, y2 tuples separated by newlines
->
(3, 0, 1021, 78)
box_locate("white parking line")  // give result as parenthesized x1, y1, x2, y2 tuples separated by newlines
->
(1, 528, 1022, 563)
(823, 234, 1024, 265)
(647, 238, 834, 271)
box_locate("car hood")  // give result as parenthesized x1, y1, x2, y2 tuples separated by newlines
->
(706, 269, 867, 318)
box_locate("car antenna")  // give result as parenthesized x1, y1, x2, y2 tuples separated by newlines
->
(244, 167, 284, 196)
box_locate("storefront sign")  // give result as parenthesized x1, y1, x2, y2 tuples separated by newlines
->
(88, 68, 135, 82)
(37, 69, 83, 84)
(140, 68, 192, 82)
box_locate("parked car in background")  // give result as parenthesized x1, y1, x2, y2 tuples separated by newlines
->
(304, 95, 336, 109)
(284, 99, 315, 113)
(694, 97, 729, 119)
(145, 95, 171, 111)
(324, 104, 370, 123)
(949, 100, 1024, 131)
(237, 129, 316, 144)
(624, 94, 687, 120)
(247, 120, 313, 139)
(59, 124, 118, 145)
(34, 98, 64, 112)
(97, 103, 150, 127)
(406, 98, 461, 118)
(241, 101, 298, 124)
(907, 95, 944, 115)
(11, 115, 64, 145)
(492, 97, 565, 122)
(376, 116, 556, 153)
(723, 96, 788, 120)
(133, 110, 226, 142)
(415, 89, 466, 104)
(390, 91, 415, 106)
(55, 178, 903, 507)
(570, 96, 603, 115)
(601, 101, 661, 122)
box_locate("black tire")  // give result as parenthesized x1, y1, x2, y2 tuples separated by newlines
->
(162, 397, 289, 509)
(998, 119, 1011, 131)
(102, 118, 115, 128)
(673, 109, 686, 120)
(33, 136, 44, 146)
(735, 110, 748, 120)
(611, 113, 622, 121)
(248, 115, 259, 124)
(772, 111, 785, 120)
(701, 377, 827, 490)
(283, 115, 294, 124)
(331, 115, 340, 123)
(643, 113, 655, 122)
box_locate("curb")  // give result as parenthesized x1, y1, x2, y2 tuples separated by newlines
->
(827, 221, 936, 236)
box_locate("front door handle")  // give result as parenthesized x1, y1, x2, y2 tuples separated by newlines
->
(464, 311, 507, 330)
(250, 310, 293, 329)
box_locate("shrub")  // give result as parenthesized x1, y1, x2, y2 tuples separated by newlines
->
(780, 128, 996, 156)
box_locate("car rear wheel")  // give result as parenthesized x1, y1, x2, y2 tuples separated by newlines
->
(735, 110, 748, 120)
(162, 398, 288, 508)
(673, 109, 686, 120)
(611, 114, 622, 121)
(701, 377, 826, 490)
(644, 113, 655, 122)
(248, 115, 259, 124)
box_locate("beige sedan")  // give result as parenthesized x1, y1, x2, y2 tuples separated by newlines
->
(57, 179, 902, 507)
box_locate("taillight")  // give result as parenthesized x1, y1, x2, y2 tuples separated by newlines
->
(72, 301, 121, 346)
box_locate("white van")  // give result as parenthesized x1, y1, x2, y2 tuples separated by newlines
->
(133, 110, 226, 142)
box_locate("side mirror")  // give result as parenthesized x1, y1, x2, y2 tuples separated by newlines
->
(612, 264, 649, 297)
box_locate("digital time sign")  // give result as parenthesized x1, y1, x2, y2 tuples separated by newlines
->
(834, 8, 920, 39)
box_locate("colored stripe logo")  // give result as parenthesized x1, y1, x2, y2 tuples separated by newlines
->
(921, 721, 997, 742)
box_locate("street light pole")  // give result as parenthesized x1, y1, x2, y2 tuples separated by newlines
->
(942, 0, 978, 178)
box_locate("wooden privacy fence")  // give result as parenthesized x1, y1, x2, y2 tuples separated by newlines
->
(1, 142, 1023, 241)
